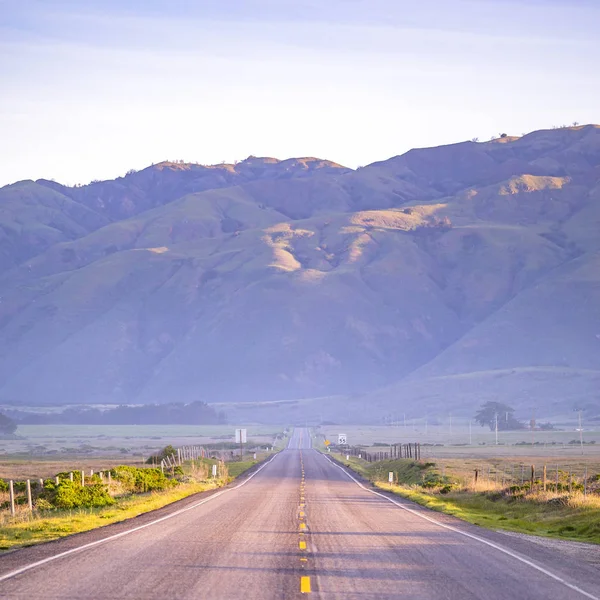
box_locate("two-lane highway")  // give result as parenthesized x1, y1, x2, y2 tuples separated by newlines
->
(1, 428, 599, 599)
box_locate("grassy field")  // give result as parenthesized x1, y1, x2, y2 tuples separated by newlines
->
(318, 424, 600, 481)
(0, 424, 286, 479)
(319, 424, 600, 452)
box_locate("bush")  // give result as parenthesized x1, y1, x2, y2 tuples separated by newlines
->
(35, 498, 54, 511)
(52, 481, 114, 509)
(111, 466, 175, 493)
(146, 445, 178, 464)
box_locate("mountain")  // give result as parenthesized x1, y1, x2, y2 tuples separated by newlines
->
(0, 126, 599, 421)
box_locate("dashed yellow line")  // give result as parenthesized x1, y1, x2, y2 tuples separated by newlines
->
(299, 446, 311, 593)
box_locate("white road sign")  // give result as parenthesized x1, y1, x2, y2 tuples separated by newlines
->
(235, 428, 247, 443)
(338, 433, 347, 445)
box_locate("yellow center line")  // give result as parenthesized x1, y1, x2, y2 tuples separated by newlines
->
(299, 523, 307, 530)
(301, 576, 311, 593)
(299, 540, 307, 550)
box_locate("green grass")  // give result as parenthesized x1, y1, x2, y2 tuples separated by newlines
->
(0, 457, 264, 552)
(227, 459, 266, 479)
(376, 484, 600, 545)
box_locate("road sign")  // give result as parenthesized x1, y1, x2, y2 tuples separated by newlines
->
(388, 472, 394, 483)
(212, 464, 217, 478)
(235, 429, 247, 443)
(338, 433, 347, 445)
(324, 440, 331, 446)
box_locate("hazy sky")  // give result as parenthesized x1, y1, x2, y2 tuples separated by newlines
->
(1, 0, 599, 186)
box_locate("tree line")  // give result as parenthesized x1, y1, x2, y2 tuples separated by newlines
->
(1, 401, 226, 427)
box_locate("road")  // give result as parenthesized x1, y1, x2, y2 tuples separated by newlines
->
(1, 428, 599, 599)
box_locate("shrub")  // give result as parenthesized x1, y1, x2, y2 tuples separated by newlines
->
(35, 498, 54, 511)
(110, 466, 175, 493)
(146, 445, 178, 464)
(52, 481, 114, 509)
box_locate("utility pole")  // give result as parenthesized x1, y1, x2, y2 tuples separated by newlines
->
(495, 412, 498, 446)
(577, 409, 584, 455)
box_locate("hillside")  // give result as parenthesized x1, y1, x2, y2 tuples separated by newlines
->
(0, 125, 599, 421)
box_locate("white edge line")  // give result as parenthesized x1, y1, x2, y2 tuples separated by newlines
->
(320, 452, 599, 600)
(0, 453, 280, 584)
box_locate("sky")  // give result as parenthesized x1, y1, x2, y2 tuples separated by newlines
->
(1, 0, 599, 186)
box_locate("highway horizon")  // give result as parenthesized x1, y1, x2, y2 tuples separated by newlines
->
(0, 428, 599, 599)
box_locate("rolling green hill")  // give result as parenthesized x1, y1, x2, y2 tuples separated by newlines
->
(1, 125, 599, 421)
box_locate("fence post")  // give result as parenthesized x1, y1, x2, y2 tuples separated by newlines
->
(568, 470, 572, 494)
(530, 465, 535, 491)
(81, 470, 85, 487)
(542, 465, 547, 492)
(474, 469, 478, 484)
(55, 476, 59, 485)
(9, 480, 15, 516)
(584, 467, 587, 497)
(39, 478, 44, 488)
(26, 479, 32, 511)
(69, 472, 73, 482)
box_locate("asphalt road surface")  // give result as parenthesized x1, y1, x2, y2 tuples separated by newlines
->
(1, 428, 599, 599)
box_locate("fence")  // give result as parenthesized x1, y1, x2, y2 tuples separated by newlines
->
(2, 468, 115, 517)
(342, 443, 422, 462)
(463, 463, 597, 495)
(334, 445, 598, 496)
(1, 444, 211, 518)
(159, 445, 207, 473)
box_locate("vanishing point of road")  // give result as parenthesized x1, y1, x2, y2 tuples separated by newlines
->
(1, 428, 599, 599)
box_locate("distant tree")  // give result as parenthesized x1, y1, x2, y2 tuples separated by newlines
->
(471, 137, 479, 142)
(0, 412, 17, 435)
(500, 133, 508, 138)
(125, 169, 137, 176)
(572, 121, 579, 127)
(474, 402, 523, 431)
